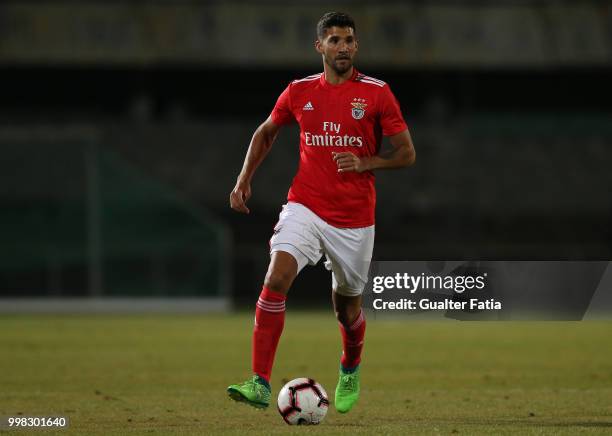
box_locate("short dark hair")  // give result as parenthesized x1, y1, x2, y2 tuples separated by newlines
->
(316, 12, 356, 40)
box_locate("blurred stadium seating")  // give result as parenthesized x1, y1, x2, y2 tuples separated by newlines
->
(0, 127, 230, 302)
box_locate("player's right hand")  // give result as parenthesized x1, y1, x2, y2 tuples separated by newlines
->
(230, 181, 251, 214)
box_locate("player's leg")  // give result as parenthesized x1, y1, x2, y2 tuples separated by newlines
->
(333, 291, 365, 371)
(321, 224, 374, 413)
(252, 251, 298, 382)
(332, 289, 366, 414)
(228, 203, 323, 409)
(227, 251, 299, 409)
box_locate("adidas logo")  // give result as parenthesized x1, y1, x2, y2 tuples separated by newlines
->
(303, 101, 314, 111)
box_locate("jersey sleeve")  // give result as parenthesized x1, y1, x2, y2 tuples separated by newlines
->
(270, 84, 295, 125)
(379, 85, 408, 136)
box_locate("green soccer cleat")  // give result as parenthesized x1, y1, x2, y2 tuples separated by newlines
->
(227, 375, 271, 409)
(334, 366, 360, 413)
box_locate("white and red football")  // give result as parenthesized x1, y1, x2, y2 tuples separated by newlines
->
(277, 378, 329, 425)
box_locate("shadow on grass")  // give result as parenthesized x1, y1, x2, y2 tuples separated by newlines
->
(539, 422, 612, 428)
(452, 419, 612, 429)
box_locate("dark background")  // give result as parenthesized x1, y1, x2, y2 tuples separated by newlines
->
(0, 2, 610, 307)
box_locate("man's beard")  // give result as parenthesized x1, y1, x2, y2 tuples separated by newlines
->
(327, 55, 352, 75)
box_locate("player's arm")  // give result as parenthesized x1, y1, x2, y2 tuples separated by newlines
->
(230, 116, 282, 214)
(333, 129, 415, 173)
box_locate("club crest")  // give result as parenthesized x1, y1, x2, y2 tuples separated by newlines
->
(351, 98, 367, 120)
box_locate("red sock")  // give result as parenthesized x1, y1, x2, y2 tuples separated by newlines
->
(339, 310, 366, 370)
(252, 286, 286, 382)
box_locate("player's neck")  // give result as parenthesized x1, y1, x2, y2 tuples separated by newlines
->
(323, 65, 354, 85)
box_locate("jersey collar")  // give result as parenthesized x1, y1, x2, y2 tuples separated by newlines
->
(319, 67, 359, 90)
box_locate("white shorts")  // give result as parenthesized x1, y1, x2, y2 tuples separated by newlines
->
(269, 202, 375, 297)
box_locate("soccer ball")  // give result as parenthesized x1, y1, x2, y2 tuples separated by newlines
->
(277, 378, 329, 425)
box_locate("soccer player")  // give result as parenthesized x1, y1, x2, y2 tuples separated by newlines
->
(227, 11, 415, 413)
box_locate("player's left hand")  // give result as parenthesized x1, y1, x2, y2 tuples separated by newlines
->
(332, 152, 368, 173)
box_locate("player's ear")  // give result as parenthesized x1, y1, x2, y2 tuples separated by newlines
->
(315, 39, 323, 54)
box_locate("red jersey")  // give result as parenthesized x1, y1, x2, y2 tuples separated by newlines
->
(270, 68, 408, 228)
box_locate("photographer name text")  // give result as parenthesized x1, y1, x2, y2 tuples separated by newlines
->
(372, 298, 501, 310)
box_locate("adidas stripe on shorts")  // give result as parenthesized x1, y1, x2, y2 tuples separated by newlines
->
(269, 202, 374, 297)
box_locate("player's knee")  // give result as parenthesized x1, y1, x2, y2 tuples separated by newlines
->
(264, 270, 293, 295)
(335, 306, 359, 327)
(335, 309, 348, 326)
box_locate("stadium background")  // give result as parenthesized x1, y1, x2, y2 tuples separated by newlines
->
(1, 1, 609, 310)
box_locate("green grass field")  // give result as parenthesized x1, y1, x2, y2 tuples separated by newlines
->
(1, 313, 611, 435)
